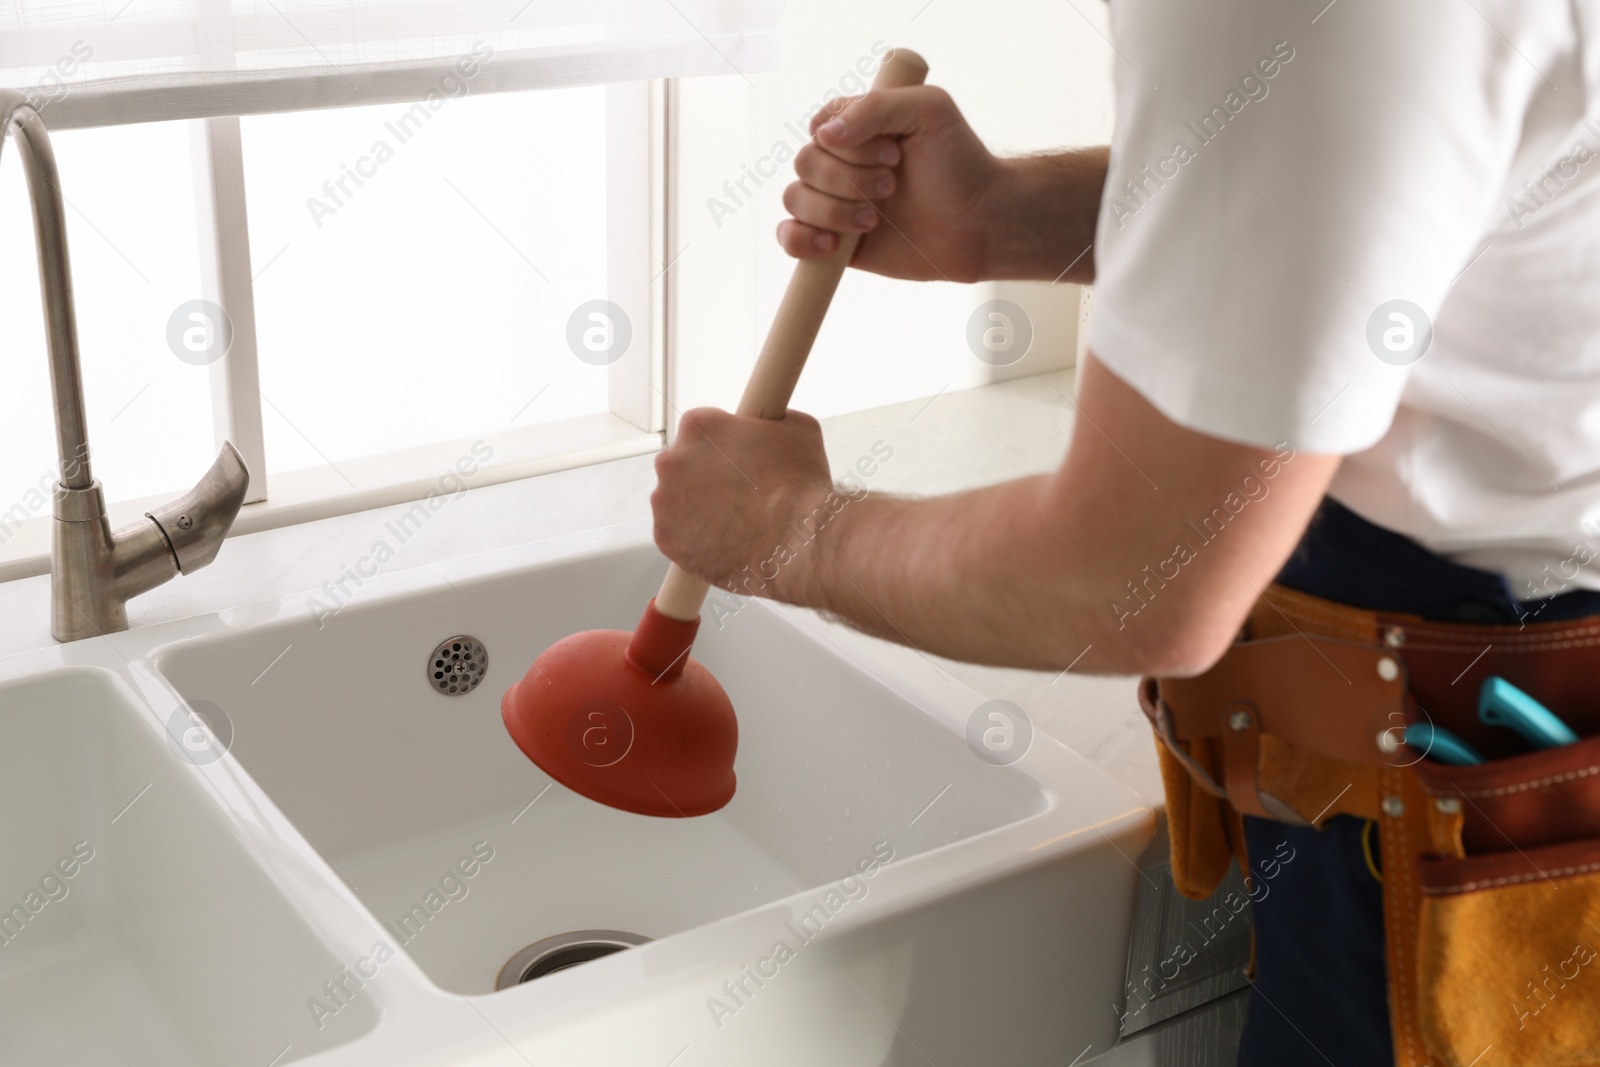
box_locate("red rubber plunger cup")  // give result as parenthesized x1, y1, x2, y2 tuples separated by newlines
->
(502, 598, 736, 817)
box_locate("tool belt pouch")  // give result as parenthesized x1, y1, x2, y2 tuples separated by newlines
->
(1140, 588, 1600, 1067)
(1410, 739, 1600, 1067)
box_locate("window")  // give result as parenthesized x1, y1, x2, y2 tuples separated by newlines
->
(0, 1, 780, 575)
(241, 87, 616, 472)
(0, 90, 659, 568)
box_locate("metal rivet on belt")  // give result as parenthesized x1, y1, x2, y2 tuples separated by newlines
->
(1228, 709, 1253, 731)
(1383, 626, 1406, 648)
(1382, 795, 1404, 817)
(1376, 657, 1400, 682)
(1434, 797, 1462, 815)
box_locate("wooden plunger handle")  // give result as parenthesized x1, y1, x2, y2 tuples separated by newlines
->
(653, 48, 930, 622)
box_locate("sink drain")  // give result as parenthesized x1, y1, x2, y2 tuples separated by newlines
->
(429, 636, 487, 695)
(495, 930, 651, 990)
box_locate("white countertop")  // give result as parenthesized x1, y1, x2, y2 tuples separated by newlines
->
(0, 369, 1162, 806)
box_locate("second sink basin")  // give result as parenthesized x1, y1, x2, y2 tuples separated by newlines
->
(0, 669, 377, 1066)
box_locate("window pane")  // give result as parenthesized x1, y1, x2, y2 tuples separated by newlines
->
(0, 118, 214, 526)
(240, 86, 612, 473)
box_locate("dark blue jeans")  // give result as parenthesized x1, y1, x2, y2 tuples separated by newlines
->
(1236, 498, 1600, 1067)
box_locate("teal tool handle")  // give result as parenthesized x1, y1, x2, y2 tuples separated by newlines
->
(1478, 676, 1579, 749)
(1405, 721, 1483, 766)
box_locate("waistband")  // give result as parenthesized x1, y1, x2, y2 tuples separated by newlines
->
(1276, 496, 1600, 625)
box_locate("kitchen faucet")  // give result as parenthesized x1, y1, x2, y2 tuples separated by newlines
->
(1, 91, 249, 642)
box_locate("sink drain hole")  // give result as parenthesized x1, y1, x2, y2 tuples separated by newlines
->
(496, 930, 650, 990)
(428, 635, 487, 695)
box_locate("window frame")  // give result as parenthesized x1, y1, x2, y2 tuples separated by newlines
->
(0, 78, 672, 582)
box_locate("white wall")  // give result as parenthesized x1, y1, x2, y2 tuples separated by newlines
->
(671, 0, 1115, 423)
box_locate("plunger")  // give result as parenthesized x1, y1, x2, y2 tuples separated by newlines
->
(502, 48, 930, 818)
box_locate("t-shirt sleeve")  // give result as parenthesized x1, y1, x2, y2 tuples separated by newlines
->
(1086, 0, 1544, 454)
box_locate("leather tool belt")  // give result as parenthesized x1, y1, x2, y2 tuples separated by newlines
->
(1140, 585, 1600, 1067)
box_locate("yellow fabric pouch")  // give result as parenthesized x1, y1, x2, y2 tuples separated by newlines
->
(1414, 837, 1600, 1067)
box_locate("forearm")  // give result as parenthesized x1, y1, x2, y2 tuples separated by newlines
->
(982, 147, 1108, 284)
(763, 362, 1335, 676)
(772, 476, 1133, 674)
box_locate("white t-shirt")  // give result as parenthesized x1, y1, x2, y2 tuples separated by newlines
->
(1088, 0, 1600, 599)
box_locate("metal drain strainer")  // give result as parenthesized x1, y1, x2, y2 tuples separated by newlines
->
(495, 930, 651, 990)
(429, 636, 487, 695)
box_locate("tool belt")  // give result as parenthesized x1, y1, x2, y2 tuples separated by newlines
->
(1140, 585, 1600, 1067)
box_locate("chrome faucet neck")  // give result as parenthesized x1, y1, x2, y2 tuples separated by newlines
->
(1, 91, 94, 489)
(1, 90, 250, 642)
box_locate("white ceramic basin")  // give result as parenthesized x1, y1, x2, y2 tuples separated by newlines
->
(0, 521, 1151, 1066)
(0, 669, 377, 1065)
(160, 537, 1058, 992)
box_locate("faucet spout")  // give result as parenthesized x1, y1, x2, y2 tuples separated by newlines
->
(146, 442, 251, 574)
(2, 90, 251, 641)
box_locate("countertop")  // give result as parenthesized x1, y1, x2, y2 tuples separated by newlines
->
(0, 368, 1162, 806)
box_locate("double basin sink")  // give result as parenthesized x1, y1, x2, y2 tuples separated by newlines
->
(0, 522, 1151, 1065)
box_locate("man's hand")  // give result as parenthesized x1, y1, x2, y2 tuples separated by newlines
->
(778, 87, 1110, 286)
(777, 87, 1006, 284)
(651, 408, 835, 593)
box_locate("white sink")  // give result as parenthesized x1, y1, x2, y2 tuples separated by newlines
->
(0, 669, 377, 1065)
(1, 521, 1151, 1065)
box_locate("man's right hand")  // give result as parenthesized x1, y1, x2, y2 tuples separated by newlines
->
(777, 86, 1005, 284)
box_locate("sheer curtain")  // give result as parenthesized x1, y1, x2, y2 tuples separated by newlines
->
(2, 0, 783, 128)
